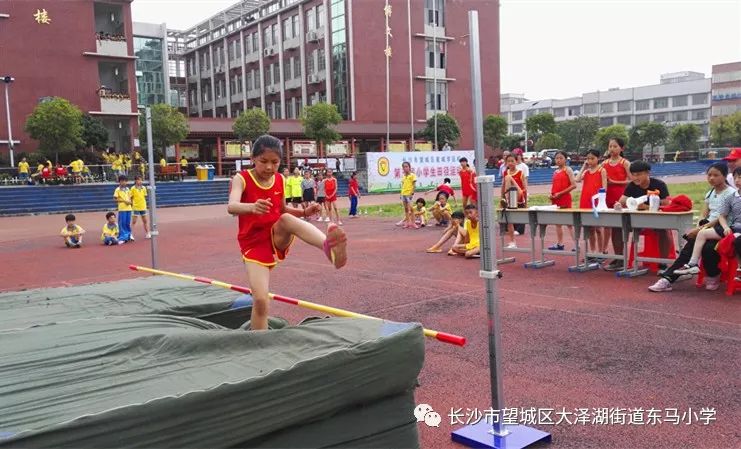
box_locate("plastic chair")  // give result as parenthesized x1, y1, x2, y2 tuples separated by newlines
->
(628, 229, 676, 273)
(696, 254, 741, 296)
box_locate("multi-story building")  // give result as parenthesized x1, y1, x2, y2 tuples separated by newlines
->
(501, 72, 712, 143)
(174, 0, 500, 157)
(0, 0, 138, 159)
(711, 61, 741, 118)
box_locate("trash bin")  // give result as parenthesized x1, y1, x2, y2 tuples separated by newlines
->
(206, 164, 215, 180)
(196, 165, 208, 181)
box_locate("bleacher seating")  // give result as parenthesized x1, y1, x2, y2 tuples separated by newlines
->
(486, 160, 712, 186)
(0, 178, 352, 216)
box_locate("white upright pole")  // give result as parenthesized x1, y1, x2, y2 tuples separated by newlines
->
(407, 0, 414, 151)
(145, 107, 159, 269)
(385, 0, 391, 150)
(3, 82, 14, 167)
(432, 0, 438, 151)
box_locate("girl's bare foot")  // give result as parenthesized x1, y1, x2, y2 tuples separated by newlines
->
(324, 223, 347, 269)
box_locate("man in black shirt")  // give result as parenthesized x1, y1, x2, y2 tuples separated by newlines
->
(604, 160, 672, 272)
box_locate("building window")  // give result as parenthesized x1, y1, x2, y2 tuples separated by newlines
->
(317, 4, 325, 28)
(265, 66, 272, 85)
(617, 101, 631, 112)
(263, 27, 271, 47)
(635, 114, 650, 124)
(425, 80, 447, 111)
(295, 96, 303, 117)
(283, 18, 292, 40)
(711, 70, 741, 83)
(653, 97, 668, 109)
(600, 103, 614, 114)
(553, 107, 565, 117)
(692, 93, 708, 105)
(635, 100, 650, 111)
(284, 59, 292, 80)
(512, 124, 523, 133)
(246, 71, 253, 90)
(271, 24, 277, 45)
(512, 111, 523, 121)
(583, 103, 597, 114)
(672, 95, 687, 107)
(673, 111, 688, 121)
(424, 0, 445, 26)
(273, 63, 280, 85)
(285, 98, 293, 119)
(307, 50, 315, 74)
(294, 56, 301, 77)
(526, 109, 536, 117)
(692, 110, 708, 120)
(252, 33, 258, 52)
(568, 106, 580, 116)
(244, 35, 252, 54)
(318, 48, 326, 71)
(274, 101, 282, 119)
(292, 15, 299, 38)
(425, 41, 445, 69)
(653, 113, 666, 122)
(600, 117, 614, 127)
(616, 115, 631, 125)
(254, 69, 260, 88)
(306, 7, 316, 31)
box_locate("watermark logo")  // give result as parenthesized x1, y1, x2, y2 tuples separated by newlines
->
(414, 403, 442, 427)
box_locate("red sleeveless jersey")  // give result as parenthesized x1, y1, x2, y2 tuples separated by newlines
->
(459, 168, 477, 196)
(580, 167, 604, 209)
(237, 170, 285, 252)
(603, 158, 628, 207)
(551, 169, 572, 208)
(506, 169, 526, 203)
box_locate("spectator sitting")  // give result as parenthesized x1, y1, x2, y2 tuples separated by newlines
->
(429, 192, 453, 226)
(60, 214, 85, 248)
(426, 210, 465, 254)
(452, 204, 480, 258)
(101, 211, 121, 246)
(413, 198, 428, 227)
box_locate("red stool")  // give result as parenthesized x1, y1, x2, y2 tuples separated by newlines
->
(628, 229, 676, 273)
(696, 255, 741, 296)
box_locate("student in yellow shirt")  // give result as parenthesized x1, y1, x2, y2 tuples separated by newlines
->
(130, 175, 151, 239)
(288, 167, 304, 207)
(60, 213, 85, 248)
(180, 156, 188, 168)
(113, 175, 133, 243)
(160, 157, 167, 168)
(17, 157, 30, 183)
(413, 198, 428, 227)
(282, 167, 291, 202)
(429, 192, 453, 226)
(101, 211, 121, 245)
(452, 204, 480, 258)
(397, 161, 418, 228)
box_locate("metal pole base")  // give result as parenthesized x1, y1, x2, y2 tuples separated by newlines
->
(524, 260, 555, 269)
(568, 262, 600, 272)
(452, 423, 551, 448)
(617, 268, 649, 278)
(498, 257, 516, 265)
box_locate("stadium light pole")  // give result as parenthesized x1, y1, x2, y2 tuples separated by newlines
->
(2, 76, 15, 167)
(523, 100, 539, 155)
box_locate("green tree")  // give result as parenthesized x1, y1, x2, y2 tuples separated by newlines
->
(710, 112, 741, 146)
(555, 116, 599, 152)
(594, 124, 630, 152)
(233, 107, 271, 145)
(535, 132, 565, 150)
(80, 115, 109, 150)
(524, 112, 556, 141)
(667, 123, 702, 154)
(629, 122, 667, 156)
(24, 97, 84, 162)
(138, 103, 189, 153)
(418, 113, 461, 147)
(483, 114, 508, 150)
(301, 102, 343, 150)
(501, 134, 524, 151)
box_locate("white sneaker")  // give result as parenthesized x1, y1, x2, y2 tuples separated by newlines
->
(514, 231, 520, 236)
(505, 242, 517, 249)
(675, 273, 693, 283)
(129, 235, 135, 241)
(674, 263, 699, 275)
(145, 233, 151, 239)
(705, 276, 720, 291)
(118, 240, 125, 245)
(648, 278, 672, 292)
(337, 221, 343, 225)
(324, 217, 330, 222)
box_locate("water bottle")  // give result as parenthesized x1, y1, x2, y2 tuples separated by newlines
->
(647, 190, 660, 212)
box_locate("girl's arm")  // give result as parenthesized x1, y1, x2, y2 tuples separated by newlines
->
(575, 163, 587, 182)
(558, 167, 577, 196)
(227, 175, 269, 215)
(600, 168, 608, 189)
(700, 202, 710, 220)
(718, 214, 732, 235)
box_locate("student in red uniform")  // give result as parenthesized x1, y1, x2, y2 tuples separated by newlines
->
(324, 168, 342, 224)
(500, 154, 527, 248)
(227, 135, 348, 331)
(601, 137, 631, 256)
(348, 171, 360, 218)
(576, 149, 608, 258)
(459, 157, 477, 207)
(548, 151, 576, 250)
(425, 177, 457, 206)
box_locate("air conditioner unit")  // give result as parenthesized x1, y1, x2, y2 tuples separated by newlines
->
(307, 31, 318, 42)
(263, 47, 275, 57)
(267, 86, 278, 94)
(308, 74, 319, 84)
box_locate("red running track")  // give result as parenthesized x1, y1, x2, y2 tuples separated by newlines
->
(0, 203, 738, 449)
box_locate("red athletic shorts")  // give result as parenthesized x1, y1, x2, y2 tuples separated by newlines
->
(240, 225, 295, 268)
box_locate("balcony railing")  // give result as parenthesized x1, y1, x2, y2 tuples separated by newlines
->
(95, 33, 129, 58)
(98, 88, 133, 114)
